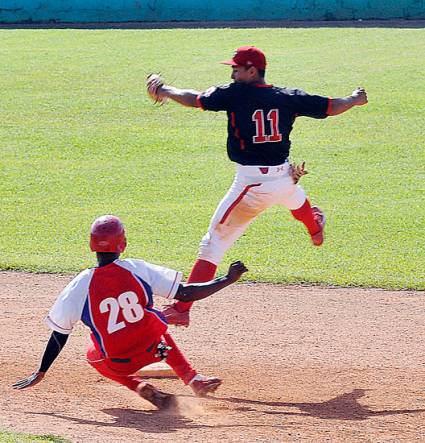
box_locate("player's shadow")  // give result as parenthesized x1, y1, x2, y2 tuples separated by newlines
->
(30, 406, 284, 434)
(31, 408, 201, 434)
(28, 389, 425, 433)
(214, 389, 425, 421)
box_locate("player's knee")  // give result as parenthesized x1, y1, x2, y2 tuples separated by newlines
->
(198, 245, 223, 266)
(283, 186, 306, 210)
(198, 233, 225, 265)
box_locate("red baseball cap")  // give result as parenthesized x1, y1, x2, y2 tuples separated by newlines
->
(221, 46, 267, 70)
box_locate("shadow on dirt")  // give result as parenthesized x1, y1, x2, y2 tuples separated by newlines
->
(29, 407, 285, 433)
(214, 389, 425, 421)
(27, 389, 425, 433)
(30, 409, 199, 434)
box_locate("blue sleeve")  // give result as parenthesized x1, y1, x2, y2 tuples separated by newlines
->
(282, 88, 330, 119)
(198, 85, 233, 112)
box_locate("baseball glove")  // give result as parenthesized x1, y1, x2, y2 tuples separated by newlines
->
(289, 161, 308, 184)
(146, 73, 166, 104)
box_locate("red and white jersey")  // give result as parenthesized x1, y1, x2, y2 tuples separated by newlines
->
(45, 259, 182, 360)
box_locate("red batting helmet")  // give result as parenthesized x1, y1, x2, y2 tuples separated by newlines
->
(90, 215, 127, 253)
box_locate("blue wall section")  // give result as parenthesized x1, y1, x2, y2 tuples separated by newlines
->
(0, 0, 424, 23)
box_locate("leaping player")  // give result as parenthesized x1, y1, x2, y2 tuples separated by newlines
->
(147, 45, 368, 327)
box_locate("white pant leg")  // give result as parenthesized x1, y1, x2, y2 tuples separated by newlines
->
(234, 171, 306, 210)
(259, 175, 307, 210)
(197, 163, 307, 265)
(282, 183, 307, 210)
(198, 174, 269, 265)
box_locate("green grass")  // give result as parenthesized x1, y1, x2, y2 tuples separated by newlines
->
(0, 28, 424, 289)
(0, 431, 70, 442)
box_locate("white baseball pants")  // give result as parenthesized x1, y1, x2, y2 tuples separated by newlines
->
(198, 162, 306, 265)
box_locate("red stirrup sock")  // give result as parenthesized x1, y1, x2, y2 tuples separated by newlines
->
(174, 259, 217, 312)
(291, 199, 320, 236)
(163, 333, 197, 385)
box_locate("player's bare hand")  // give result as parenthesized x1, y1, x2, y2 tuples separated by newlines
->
(351, 87, 368, 106)
(289, 161, 308, 184)
(12, 371, 45, 390)
(227, 261, 248, 282)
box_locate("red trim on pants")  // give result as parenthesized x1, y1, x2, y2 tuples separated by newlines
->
(219, 183, 261, 224)
(176, 184, 260, 313)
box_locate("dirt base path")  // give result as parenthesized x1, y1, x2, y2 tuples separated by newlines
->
(1, 271, 424, 442)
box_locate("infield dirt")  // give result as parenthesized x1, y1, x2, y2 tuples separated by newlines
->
(1, 271, 424, 442)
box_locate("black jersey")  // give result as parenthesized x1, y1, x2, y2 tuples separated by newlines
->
(197, 82, 330, 166)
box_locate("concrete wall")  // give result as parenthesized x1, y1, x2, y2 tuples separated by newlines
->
(0, 0, 424, 23)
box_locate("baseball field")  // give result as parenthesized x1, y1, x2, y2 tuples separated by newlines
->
(1, 25, 424, 442)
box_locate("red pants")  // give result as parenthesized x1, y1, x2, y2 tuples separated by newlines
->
(86, 333, 196, 392)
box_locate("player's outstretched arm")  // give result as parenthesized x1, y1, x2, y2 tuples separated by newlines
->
(175, 261, 248, 302)
(158, 84, 201, 108)
(146, 74, 201, 108)
(327, 87, 368, 116)
(12, 331, 69, 390)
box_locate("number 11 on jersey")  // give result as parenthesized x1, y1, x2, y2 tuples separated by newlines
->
(252, 109, 283, 143)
